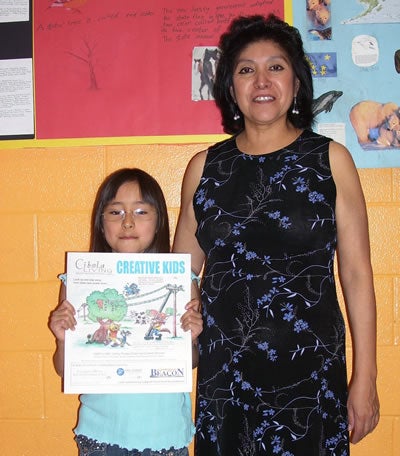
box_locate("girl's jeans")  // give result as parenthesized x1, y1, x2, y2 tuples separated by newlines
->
(76, 435, 189, 456)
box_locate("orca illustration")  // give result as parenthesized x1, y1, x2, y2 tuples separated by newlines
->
(312, 90, 343, 116)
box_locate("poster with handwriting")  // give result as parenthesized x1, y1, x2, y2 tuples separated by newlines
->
(34, 0, 284, 139)
(64, 251, 192, 394)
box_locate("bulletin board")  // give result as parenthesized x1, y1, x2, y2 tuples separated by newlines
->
(293, 0, 400, 168)
(33, 0, 285, 140)
(0, 0, 34, 140)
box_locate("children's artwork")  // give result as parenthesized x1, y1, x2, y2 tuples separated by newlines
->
(349, 100, 400, 149)
(33, 0, 284, 139)
(306, 52, 337, 77)
(64, 252, 192, 394)
(306, 0, 332, 41)
(294, 0, 400, 168)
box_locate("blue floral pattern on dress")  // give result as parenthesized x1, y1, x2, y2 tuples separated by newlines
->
(193, 131, 349, 456)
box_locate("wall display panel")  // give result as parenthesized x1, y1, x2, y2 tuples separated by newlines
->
(34, 0, 284, 140)
(293, 0, 400, 168)
(0, 0, 34, 140)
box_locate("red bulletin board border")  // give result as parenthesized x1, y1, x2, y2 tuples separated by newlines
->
(33, 0, 285, 141)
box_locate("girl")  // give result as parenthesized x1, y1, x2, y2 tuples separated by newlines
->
(49, 168, 202, 456)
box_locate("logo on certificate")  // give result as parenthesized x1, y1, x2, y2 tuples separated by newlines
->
(150, 368, 185, 378)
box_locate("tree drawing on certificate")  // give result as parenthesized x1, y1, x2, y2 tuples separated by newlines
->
(78, 283, 185, 348)
(85, 288, 127, 346)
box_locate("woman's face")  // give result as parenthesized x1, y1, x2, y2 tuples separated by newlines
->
(231, 39, 299, 129)
(102, 181, 158, 253)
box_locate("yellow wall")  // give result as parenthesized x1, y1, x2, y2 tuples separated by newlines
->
(0, 143, 399, 455)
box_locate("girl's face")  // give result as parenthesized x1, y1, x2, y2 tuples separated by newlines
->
(231, 40, 298, 129)
(102, 181, 158, 253)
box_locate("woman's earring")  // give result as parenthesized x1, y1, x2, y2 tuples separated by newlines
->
(233, 110, 241, 121)
(291, 96, 299, 115)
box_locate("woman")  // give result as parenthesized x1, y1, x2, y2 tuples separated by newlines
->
(173, 14, 379, 455)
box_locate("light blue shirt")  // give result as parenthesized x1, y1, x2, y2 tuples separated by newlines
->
(59, 274, 194, 450)
(75, 392, 194, 451)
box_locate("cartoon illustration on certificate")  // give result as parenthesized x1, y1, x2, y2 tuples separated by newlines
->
(63, 252, 192, 394)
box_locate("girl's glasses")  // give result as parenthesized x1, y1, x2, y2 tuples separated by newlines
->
(102, 208, 155, 222)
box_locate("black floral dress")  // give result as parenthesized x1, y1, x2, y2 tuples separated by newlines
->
(193, 131, 349, 456)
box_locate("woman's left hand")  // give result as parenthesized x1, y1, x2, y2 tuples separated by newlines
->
(180, 298, 203, 340)
(347, 375, 380, 443)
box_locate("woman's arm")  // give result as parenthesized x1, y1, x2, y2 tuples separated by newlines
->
(173, 149, 207, 274)
(173, 150, 208, 367)
(330, 140, 380, 443)
(48, 283, 76, 377)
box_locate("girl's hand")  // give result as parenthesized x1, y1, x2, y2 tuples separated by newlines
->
(180, 299, 203, 340)
(49, 300, 77, 342)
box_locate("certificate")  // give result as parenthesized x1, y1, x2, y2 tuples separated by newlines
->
(64, 252, 192, 394)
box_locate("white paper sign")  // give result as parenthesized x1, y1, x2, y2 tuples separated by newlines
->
(0, 59, 34, 136)
(64, 252, 192, 394)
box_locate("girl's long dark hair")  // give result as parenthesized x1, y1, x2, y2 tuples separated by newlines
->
(90, 168, 170, 253)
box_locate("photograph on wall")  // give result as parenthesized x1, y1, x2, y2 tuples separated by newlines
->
(294, 0, 400, 168)
(306, 0, 332, 40)
(192, 46, 220, 102)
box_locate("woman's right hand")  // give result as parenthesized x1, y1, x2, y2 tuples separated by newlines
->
(49, 300, 76, 341)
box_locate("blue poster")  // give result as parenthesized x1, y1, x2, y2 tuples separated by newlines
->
(293, 0, 400, 168)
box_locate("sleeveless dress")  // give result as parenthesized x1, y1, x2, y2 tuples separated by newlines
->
(193, 130, 349, 456)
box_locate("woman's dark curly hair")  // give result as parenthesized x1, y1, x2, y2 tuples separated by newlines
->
(90, 168, 170, 254)
(213, 14, 314, 134)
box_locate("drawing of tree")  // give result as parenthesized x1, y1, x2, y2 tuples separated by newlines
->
(86, 288, 127, 322)
(67, 38, 99, 90)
